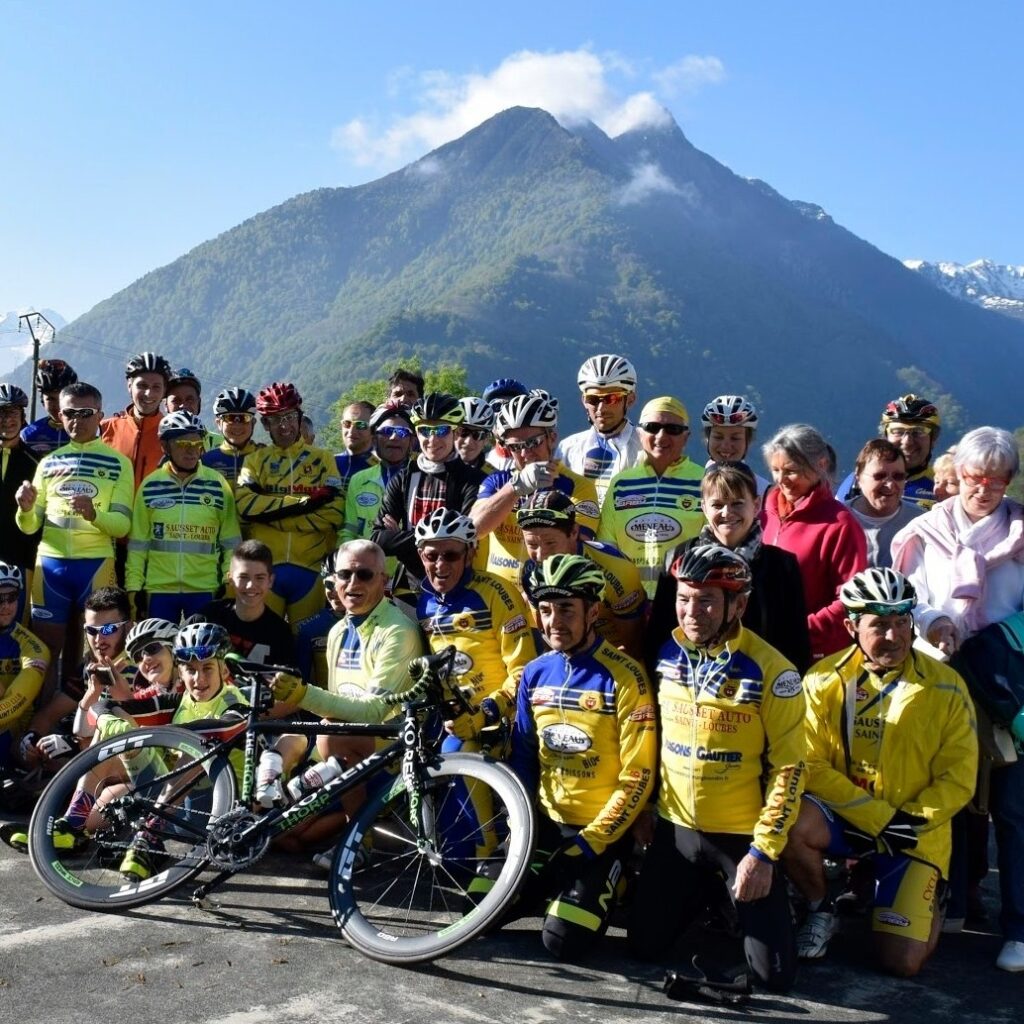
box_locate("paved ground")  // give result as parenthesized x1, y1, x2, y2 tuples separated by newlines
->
(0, 813, 1018, 1024)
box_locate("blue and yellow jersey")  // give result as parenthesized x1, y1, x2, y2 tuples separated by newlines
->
(0, 622, 49, 735)
(294, 607, 340, 689)
(16, 438, 134, 559)
(126, 462, 241, 594)
(510, 637, 656, 855)
(653, 624, 806, 861)
(20, 417, 69, 457)
(474, 463, 601, 584)
(235, 441, 344, 569)
(201, 440, 264, 488)
(598, 456, 706, 598)
(417, 569, 537, 716)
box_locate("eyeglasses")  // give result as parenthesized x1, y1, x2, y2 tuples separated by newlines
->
(333, 567, 379, 583)
(855, 601, 915, 618)
(85, 619, 129, 637)
(456, 426, 489, 442)
(219, 413, 253, 425)
(419, 550, 464, 564)
(131, 641, 170, 659)
(961, 472, 1011, 490)
(342, 419, 369, 430)
(173, 644, 221, 661)
(61, 407, 98, 420)
(171, 438, 205, 451)
(377, 425, 413, 440)
(504, 433, 548, 454)
(583, 392, 626, 407)
(416, 424, 453, 439)
(639, 421, 688, 436)
(0, 591, 19, 606)
(265, 411, 300, 424)
(886, 426, 930, 439)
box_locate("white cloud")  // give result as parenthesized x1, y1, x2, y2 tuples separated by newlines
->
(653, 55, 726, 97)
(332, 48, 725, 172)
(617, 163, 698, 207)
(406, 155, 443, 179)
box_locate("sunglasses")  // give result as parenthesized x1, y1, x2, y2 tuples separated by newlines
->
(456, 426, 489, 442)
(171, 438, 205, 451)
(639, 421, 688, 436)
(857, 601, 915, 618)
(416, 424, 453, 439)
(85, 619, 129, 637)
(342, 419, 369, 430)
(220, 413, 253, 425)
(173, 644, 221, 662)
(961, 472, 1011, 489)
(61, 407, 98, 420)
(131, 641, 170, 659)
(265, 411, 300, 424)
(583, 393, 626, 407)
(377, 425, 413, 440)
(419, 550, 465, 564)
(504, 433, 548, 454)
(331, 567, 379, 584)
(0, 591, 19, 607)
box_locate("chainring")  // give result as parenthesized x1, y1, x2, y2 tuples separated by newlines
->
(205, 807, 271, 870)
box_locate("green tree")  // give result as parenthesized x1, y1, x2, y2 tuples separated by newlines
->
(319, 356, 470, 451)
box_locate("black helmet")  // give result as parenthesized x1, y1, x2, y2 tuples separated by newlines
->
(670, 544, 752, 595)
(515, 489, 576, 530)
(369, 401, 414, 432)
(411, 393, 464, 426)
(125, 352, 172, 380)
(35, 359, 77, 393)
(880, 394, 940, 431)
(0, 383, 29, 409)
(213, 387, 256, 415)
(167, 367, 202, 394)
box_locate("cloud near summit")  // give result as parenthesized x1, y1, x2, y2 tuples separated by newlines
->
(333, 48, 725, 171)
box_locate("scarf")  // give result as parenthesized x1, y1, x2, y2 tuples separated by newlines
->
(698, 519, 763, 566)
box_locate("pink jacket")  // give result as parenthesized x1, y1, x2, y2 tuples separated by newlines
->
(763, 483, 867, 661)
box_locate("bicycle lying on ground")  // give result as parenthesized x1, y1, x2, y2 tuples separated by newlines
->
(27, 647, 536, 964)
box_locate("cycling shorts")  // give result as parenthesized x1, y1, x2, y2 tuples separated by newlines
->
(32, 556, 116, 626)
(808, 794, 943, 943)
(265, 563, 324, 627)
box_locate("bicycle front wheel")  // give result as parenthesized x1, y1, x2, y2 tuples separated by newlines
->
(329, 752, 535, 964)
(28, 725, 236, 911)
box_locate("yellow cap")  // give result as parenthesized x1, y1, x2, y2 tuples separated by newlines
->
(639, 396, 689, 425)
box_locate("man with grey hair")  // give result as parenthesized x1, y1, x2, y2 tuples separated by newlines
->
(255, 538, 424, 860)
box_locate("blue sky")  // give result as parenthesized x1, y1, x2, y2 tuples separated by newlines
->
(3, 1, 1022, 325)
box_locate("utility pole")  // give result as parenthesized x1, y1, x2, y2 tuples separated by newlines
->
(18, 311, 55, 421)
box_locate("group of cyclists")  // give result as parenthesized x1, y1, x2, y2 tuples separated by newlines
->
(0, 347, 1022, 988)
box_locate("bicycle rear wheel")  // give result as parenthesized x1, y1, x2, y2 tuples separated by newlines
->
(329, 752, 535, 964)
(28, 725, 236, 911)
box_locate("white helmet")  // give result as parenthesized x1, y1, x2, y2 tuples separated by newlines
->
(0, 561, 24, 591)
(458, 397, 496, 432)
(839, 568, 916, 616)
(414, 509, 478, 548)
(701, 395, 759, 429)
(494, 392, 558, 437)
(577, 354, 637, 394)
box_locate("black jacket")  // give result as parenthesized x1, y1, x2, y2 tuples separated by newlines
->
(1, 442, 41, 571)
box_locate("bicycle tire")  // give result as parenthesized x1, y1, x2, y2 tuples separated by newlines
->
(329, 752, 535, 963)
(28, 725, 236, 912)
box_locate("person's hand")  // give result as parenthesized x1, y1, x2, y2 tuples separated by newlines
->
(37, 733, 76, 760)
(18, 731, 41, 765)
(732, 852, 774, 902)
(927, 617, 958, 656)
(511, 461, 555, 497)
(15, 481, 37, 511)
(381, 513, 400, 531)
(68, 495, 97, 521)
(877, 809, 928, 854)
(632, 808, 656, 849)
(271, 672, 308, 706)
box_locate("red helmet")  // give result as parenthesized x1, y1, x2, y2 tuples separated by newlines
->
(256, 381, 302, 415)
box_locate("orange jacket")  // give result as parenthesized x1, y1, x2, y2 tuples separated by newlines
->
(101, 406, 164, 490)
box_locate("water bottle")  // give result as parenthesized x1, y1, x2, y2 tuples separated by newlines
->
(287, 756, 343, 801)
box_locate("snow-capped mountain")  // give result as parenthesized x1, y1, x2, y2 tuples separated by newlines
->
(903, 259, 1024, 320)
(0, 308, 67, 375)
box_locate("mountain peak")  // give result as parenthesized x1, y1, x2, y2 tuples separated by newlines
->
(905, 257, 1024, 321)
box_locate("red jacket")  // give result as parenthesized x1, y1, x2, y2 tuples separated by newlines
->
(101, 406, 164, 490)
(762, 482, 867, 662)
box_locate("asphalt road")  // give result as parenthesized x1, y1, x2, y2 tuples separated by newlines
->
(0, 814, 1018, 1024)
